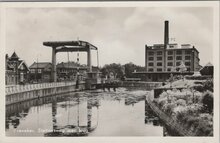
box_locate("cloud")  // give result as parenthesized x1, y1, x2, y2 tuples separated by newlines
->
(5, 7, 213, 67)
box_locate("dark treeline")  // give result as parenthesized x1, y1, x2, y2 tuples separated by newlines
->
(100, 62, 145, 79)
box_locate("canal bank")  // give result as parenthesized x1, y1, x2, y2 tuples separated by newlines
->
(6, 82, 85, 105)
(120, 81, 163, 90)
(6, 88, 166, 137)
(6, 81, 162, 106)
(145, 95, 195, 136)
(146, 78, 214, 136)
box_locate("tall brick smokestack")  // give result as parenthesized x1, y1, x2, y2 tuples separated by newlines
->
(163, 20, 169, 71)
(164, 20, 169, 49)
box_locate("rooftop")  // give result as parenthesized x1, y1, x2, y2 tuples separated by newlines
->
(29, 62, 52, 69)
(133, 71, 194, 74)
(147, 43, 191, 48)
(57, 62, 87, 69)
(146, 43, 199, 53)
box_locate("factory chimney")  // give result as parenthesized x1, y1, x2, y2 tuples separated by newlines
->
(163, 20, 169, 72)
(164, 20, 169, 49)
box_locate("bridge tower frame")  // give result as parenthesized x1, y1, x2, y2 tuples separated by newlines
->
(43, 40, 98, 82)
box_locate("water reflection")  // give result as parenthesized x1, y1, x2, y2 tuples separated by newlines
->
(6, 88, 166, 136)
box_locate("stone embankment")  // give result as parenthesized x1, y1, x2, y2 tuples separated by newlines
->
(6, 81, 85, 105)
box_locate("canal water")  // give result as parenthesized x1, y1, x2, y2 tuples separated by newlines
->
(6, 88, 167, 137)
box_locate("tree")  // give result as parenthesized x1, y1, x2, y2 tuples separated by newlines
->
(100, 62, 145, 80)
(100, 63, 124, 79)
(179, 61, 187, 80)
(124, 62, 145, 78)
(179, 61, 187, 72)
(203, 79, 213, 92)
(171, 66, 176, 72)
(168, 73, 174, 88)
(202, 91, 213, 113)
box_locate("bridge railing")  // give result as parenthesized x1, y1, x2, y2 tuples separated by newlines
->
(5, 81, 81, 95)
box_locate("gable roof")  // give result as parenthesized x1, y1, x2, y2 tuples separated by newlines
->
(10, 52, 19, 59)
(204, 62, 213, 67)
(7, 60, 22, 68)
(6, 60, 29, 71)
(18, 60, 30, 71)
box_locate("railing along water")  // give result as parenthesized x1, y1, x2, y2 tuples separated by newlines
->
(5, 81, 86, 105)
(5, 81, 80, 95)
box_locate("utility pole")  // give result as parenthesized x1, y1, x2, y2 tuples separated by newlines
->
(15, 61, 18, 85)
(37, 57, 39, 83)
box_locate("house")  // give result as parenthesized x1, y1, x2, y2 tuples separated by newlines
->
(29, 62, 52, 83)
(56, 62, 88, 81)
(5, 52, 29, 85)
(199, 62, 213, 77)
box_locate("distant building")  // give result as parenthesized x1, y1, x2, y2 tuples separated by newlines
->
(29, 62, 52, 83)
(56, 62, 89, 81)
(56, 62, 101, 81)
(145, 44, 200, 72)
(5, 52, 29, 85)
(134, 21, 201, 82)
(199, 62, 213, 77)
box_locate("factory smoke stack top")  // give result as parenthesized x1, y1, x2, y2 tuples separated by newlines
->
(164, 20, 169, 49)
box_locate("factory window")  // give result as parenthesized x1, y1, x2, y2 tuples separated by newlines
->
(185, 62, 191, 66)
(157, 57, 162, 61)
(167, 56, 173, 60)
(157, 62, 162, 66)
(148, 68, 153, 72)
(167, 62, 173, 66)
(148, 62, 154, 66)
(176, 56, 182, 60)
(148, 57, 154, 61)
(176, 50, 182, 55)
(157, 68, 162, 72)
(148, 51, 154, 56)
(185, 56, 190, 60)
(157, 51, 163, 55)
(168, 51, 173, 55)
(185, 50, 191, 54)
(167, 68, 171, 71)
(176, 62, 181, 66)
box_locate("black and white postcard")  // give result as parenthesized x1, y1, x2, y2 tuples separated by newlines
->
(0, 1, 219, 143)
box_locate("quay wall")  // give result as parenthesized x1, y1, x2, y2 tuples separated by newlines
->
(6, 82, 85, 105)
(120, 81, 163, 90)
(145, 96, 195, 136)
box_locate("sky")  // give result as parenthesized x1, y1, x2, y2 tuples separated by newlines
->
(5, 7, 213, 67)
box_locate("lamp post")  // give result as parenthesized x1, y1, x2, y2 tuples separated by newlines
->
(36, 53, 41, 83)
